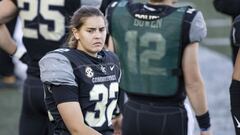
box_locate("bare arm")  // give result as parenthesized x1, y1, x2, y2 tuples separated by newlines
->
(182, 43, 207, 115)
(0, 0, 18, 24)
(182, 43, 212, 135)
(233, 50, 240, 80)
(57, 102, 102, 135)
(0, 24, 17, 54)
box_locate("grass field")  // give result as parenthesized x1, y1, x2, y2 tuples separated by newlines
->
(0, 89, 21, 135)
(0, 0, 234, 135)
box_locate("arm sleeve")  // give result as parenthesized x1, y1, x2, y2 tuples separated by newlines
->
(112, 87, 124, 118)
(51, 85, 79, 104)
(39, 53, 77, 86)
(232, 15, 240, 47)
(100, 0, 116, 15)
(105, 1, 118, 34)
(189, 11, 207, 43)
(39, 53, 80, 104)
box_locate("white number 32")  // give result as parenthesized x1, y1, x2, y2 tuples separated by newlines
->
(85, 82, 119, 127)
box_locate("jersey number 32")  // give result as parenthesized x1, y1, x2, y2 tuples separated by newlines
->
(85, 82, 119, 127)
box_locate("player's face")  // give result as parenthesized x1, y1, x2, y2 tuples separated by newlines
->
(74, 16, 106, 57)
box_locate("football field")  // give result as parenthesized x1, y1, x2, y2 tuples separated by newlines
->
(0, 0, 235, 135)
(197, 47, 234, 135)
(0, 89, 21, 135)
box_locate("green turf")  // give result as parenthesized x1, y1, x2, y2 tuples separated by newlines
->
(0, 89, 21, 135)
(202, 45, 232, 58)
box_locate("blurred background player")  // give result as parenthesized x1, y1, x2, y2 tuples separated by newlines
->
(107, 0, 212, 135)
(40, 6, 121, 135)
(0, 0, 116, 135)
(0, 14, 26, 89)
(213, 0, 240, 64)
(230, 15, 240, 135)
(0, 17, 17, 89)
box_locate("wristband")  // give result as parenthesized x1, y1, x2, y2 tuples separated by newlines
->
(12, 47, 26, 59)
(196, 111, 211, 131)
(200, 127, 210, 132)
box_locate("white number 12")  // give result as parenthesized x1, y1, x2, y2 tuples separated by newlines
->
(125, 30, 167, 75)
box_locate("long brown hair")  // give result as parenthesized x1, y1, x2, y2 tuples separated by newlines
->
(67, 6, 107, 48)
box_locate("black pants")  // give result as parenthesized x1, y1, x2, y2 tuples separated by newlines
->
(122, 100, 188, 135)
(19, 75, 53, 135)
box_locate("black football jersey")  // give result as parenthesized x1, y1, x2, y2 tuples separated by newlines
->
(16, 0, 113, 77)
(40, 48, 121, 134)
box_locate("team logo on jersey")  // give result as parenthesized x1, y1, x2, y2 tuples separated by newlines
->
(100, 65, 106, 74)
(85, 66, 94, 78)
(47, 85, 52, 93)
(110, 65, 115, 71)
(234, 116, 240, 128)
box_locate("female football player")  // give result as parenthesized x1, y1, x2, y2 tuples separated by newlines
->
(39, 6, 121, 135)
(0, 0, 117, 134)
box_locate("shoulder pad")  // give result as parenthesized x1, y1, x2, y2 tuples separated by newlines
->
(232, 15, 240, 46)
(52, 48, 70, 53)
(185, 6, 198, 14)
(109, 1, 119, 8)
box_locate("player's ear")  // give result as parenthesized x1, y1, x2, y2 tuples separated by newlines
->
(72, 28, 80, 40)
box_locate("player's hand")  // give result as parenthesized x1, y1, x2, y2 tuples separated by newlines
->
(112, 114, 122, 135)
(12, 47, 30, 64)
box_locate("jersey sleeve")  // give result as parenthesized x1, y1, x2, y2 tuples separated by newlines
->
(39, 53, 77, 87)
(106, 1, 119, 34)
(231, 15, 240, 47)
(100, 0, 116, 15)
(182, 9, 207, 46)
(189, 11, 207, 43)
